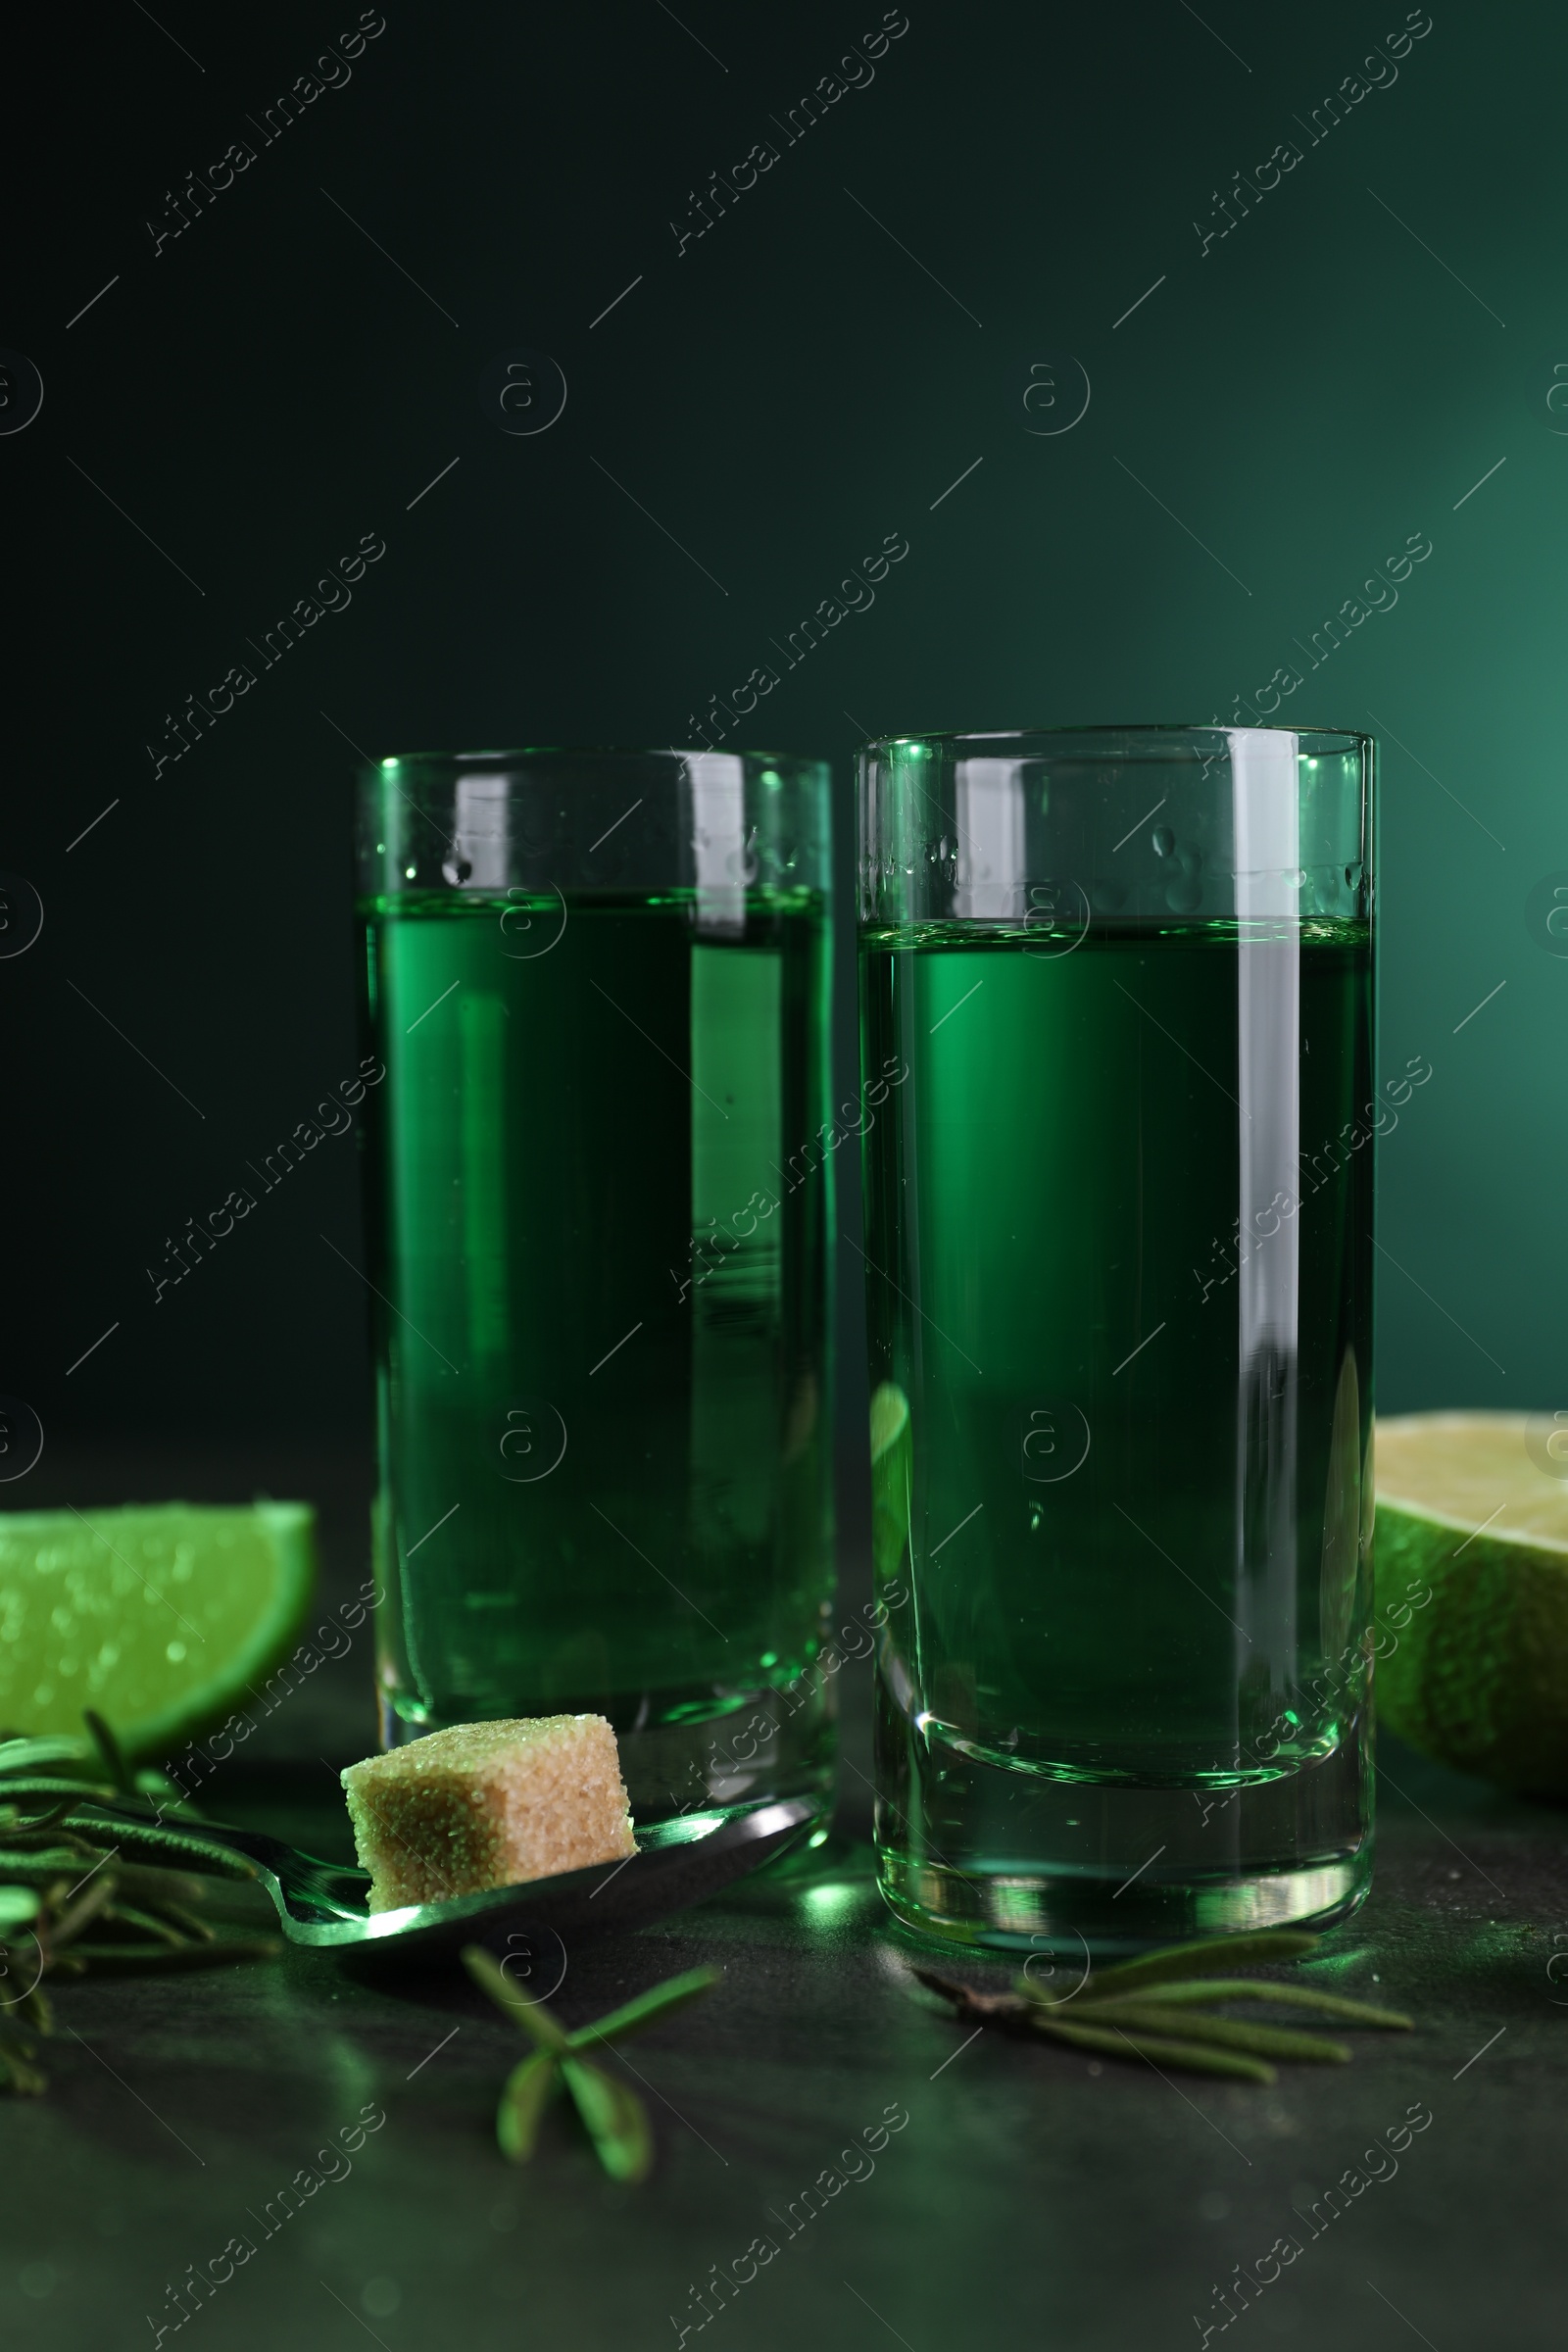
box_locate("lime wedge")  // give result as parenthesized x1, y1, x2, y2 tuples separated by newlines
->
(0, 1502, 318, 1759)
(870, 1381, 912, 1584)
(1374, 1412, 1568, 1795)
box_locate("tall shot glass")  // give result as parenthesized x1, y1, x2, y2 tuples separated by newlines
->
(858, 726, 1376, 1949)
(356, 748, 836, 1831)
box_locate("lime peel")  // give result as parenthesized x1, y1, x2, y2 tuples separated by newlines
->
(1375, 1412, 1568, 1797)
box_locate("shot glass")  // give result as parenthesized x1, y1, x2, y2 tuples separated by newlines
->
(356, 748, 836, 1830)
(858, 725, 1376, 1948)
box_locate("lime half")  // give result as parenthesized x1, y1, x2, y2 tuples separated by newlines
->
(870, 1382, 912, 1584)
(1375, 1412, 1568, 1796)
(0, 1502, 318, 1759)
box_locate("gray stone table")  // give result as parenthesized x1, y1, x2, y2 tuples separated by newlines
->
(5, 1446, 1564, 2349)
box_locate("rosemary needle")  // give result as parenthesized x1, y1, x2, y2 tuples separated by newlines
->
(1043, 2016, 1278, 2083)
(1094, 1977, 1412, 2029)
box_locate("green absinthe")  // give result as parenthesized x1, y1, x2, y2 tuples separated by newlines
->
(361, 887, 834, 1821)
(860, 915, 1374, 1947)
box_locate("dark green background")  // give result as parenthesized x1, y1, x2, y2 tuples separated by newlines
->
(5, 14, 1565, 2352)
(9, 0, 1560, 1458)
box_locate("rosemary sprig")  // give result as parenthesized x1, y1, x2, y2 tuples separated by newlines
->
(464, 1948, 720, 2181)
(915, 1927, 1412, 2084)
(0, 1715, 282, 2093)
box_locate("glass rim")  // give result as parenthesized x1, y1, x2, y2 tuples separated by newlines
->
(356, 742, 834, 896)
(858, 721, 1372, 756)
(367, 744, 830, 773)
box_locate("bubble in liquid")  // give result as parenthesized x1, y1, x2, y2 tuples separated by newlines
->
(1152, 824, 1175, 858)
(1166, 875, 1203, 914)
(442, 855, 474, 885)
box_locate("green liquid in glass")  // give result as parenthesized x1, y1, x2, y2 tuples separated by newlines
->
(860, 917, 1373, 1944)
(361, 888, 835, 1820)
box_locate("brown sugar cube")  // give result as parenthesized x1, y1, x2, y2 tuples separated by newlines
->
(341, 1715, 637, 1913)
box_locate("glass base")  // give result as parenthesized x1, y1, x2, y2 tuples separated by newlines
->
(879, 1844, 1371, 1954)
(875, 1697, 1373, 1954)
(378, 1674, 837, 1835)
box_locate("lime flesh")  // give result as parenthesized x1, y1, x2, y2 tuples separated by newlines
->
(0, 1502, 318, 1759)
(870, 1382, 912, 1584)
